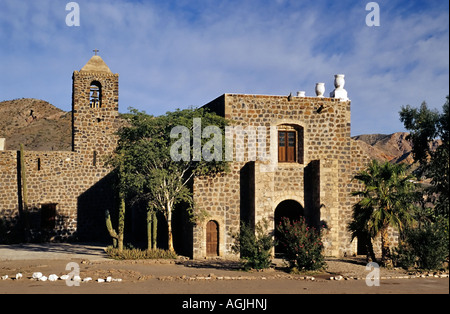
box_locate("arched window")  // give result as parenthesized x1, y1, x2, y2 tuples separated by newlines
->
(278, 124, 304, 164)
(89, 81, 102, 108)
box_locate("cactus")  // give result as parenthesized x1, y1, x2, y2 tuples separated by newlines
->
(146, 209, 157, 250)
(19, 143, 30, 241)
(105, 196, 125, 251)
(117, 196, 125, 251)
(146, 210, 152, 250)
(19, 144, 28, 212)
(105, 209, 118, 248)
(152, 211, 157, 249)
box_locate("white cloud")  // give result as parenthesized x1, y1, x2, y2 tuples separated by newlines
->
(342, 5, 449, 135)
(1, 0, 448, 135)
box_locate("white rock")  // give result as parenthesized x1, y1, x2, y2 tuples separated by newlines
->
(83, 277, 92, 282)
(32, 272, 43, 279)
(60, 275, 70, 280)
(97, 278, 105, 283)
(48, 274, 59, 282)
(15, 273, 23, 280)
(106, 276, 112, 282)
(335, 275, 344, 281)
(39, 276, 48, 282)
(1, 275, 8, 280)
(112, 278, 122, 282)
(73, 275, 81, 282)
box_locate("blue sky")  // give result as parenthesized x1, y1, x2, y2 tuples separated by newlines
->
(0, 0, 448, 136)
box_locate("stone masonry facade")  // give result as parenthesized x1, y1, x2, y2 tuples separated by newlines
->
(192, 91, 371, 259)
(1, 55, 373, 258)
(0, 55, 120, 242)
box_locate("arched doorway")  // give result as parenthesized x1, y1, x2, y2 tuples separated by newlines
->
(206, 220, 219, 257)
(274, 200, 304, 255)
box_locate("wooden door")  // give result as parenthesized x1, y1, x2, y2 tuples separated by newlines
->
(278, 131, 286, 162)
(278, 131, 296, 162)
(287, 131, 296, 162)
(206, 220, 219, 256)
(41, 203, 57, 230)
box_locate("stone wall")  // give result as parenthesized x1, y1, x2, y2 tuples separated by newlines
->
(1, 57, 380, 258)
(192, 93, 370, 258)
(0, 149, 116, 241)
(0, 151, 18, 224)
(0, 62, 119, 243)
(193, 163, 243, 258)
(72, 71, 119, 156)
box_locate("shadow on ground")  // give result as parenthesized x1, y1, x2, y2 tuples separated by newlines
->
(0, 242, 109, 260)
(177, 259, 244, 271)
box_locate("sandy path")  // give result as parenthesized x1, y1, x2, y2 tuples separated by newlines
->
(0, 243, 448, 295)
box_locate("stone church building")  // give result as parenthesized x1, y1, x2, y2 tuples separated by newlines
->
(0, 55, 369, 258)
(193, 89, 369, 259)
(0, 54, 120, 242)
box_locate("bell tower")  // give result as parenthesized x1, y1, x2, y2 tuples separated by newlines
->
(72, 52, 119, 161)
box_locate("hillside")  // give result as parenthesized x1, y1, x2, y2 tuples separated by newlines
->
(352, 132, 415, 164)
(0, 98, 423, 164)
(0, 98, 72, 151)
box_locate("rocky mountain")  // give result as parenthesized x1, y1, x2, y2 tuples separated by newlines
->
(0, 98, 72, 151)
(352, 132, 415, 164)
(0, 98, 426, 165)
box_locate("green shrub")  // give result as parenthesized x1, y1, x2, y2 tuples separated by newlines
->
(277, 217, 325, 271)
(0, 217, 23, 244)
(105, 246, 178, 260)
(392, 242, 416, 270)
(393, 220, 449, 270)
(232, 219, 274, 270)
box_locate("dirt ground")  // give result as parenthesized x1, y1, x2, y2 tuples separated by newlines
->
(0, 243, 448, 295)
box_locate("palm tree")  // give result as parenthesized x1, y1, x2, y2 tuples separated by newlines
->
(348, 203, 377, 263)
(349, 160, 416, 265)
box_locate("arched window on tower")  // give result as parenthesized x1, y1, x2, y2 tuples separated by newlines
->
(89, 81, 102, 108)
